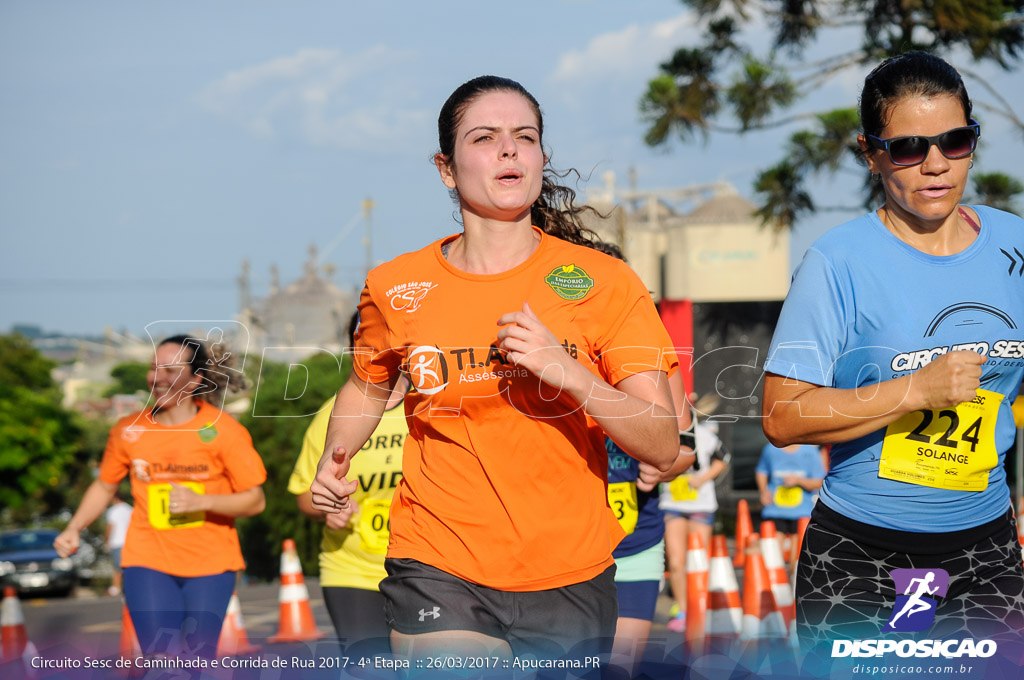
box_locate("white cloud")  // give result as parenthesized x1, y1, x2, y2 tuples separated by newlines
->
(549, 13, 702, 89)
(197, 46, 430, 151)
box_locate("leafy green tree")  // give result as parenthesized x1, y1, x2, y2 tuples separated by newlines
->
(641, 0, 1024, 226)
(103, 361, 150, 397)
(0, 335, 92, 525)
(971, 171, 1024, 212)
(238, 351, 352, 579)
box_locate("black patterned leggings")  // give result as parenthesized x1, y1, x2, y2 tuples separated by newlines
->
(795, 507, 1024, 646)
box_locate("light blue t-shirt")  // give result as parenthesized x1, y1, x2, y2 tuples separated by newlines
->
(764, 206, 1024, 532)
(756, 444, 824, 520)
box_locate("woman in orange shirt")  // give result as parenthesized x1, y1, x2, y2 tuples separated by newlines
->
(55, 335, 266, 660)
(310, 76, 684, 663)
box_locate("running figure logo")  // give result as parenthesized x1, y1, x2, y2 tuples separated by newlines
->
(883, 568, 949, 632)
(406, 346, 448, 395)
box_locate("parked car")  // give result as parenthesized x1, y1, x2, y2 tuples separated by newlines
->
(0, 528, 78, 597)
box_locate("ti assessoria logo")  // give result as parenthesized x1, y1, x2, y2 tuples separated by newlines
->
(831, 568, 997, 659)
(406, 346, 448, 395)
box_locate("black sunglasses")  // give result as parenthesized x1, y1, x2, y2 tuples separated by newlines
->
(866, 120, 980, 167)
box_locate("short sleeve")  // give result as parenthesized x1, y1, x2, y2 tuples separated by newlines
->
(594, 264, 678, 385)
(97, 422, 131, 486)
(287, 398, 334, 495)
(763, 247, 849, 387)
(219, 420, 266, 492)
(353, 283, 403, 384)
(755, 446, 771, 475)
(711, 439, 730, 464)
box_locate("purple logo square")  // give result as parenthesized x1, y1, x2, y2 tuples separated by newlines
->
(882, 568, 949, 632)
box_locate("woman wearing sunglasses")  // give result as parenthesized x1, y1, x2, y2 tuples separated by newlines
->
(762, 50, 1024, 649)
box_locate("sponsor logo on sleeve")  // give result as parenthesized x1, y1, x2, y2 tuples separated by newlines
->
(387, 281, 437, 313)
(197, 422, 219, 443)
(544, 264, 594, 300)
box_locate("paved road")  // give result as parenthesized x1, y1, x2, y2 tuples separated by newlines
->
(5, 579, 684, 679)
(17, 580, 332, 656)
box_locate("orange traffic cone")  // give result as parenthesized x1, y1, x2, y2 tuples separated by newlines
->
(760, 522, 796, 644)
(217, 591, 259, 656)
(734, 499, 752, 569)
(116, 601, 141, 677)
(705, 535, 742, 654)
(737, 535, 797, 676)
(269, 539, 324, 642)
(739, 534, 786, 643)
(1018, 497, 1024, 546)
(789, 516, 811, 647)
(1, 587, 28, 662)
(789, 517, 810, 571)
(684, 532, 709, 655)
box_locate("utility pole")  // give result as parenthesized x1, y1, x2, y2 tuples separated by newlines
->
(362, 197, 374, 277)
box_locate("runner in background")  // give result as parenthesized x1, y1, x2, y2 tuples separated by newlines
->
(289, 312, 409, 655)
(659, 416, 730, 631)
(55, 334, 265, 660)
(311, 75, 680, 663)
(755, 442, 824, 534)
(105, 486, 133, 597)
(608, 368, 695, 677)
(762, 50, 1024, 647)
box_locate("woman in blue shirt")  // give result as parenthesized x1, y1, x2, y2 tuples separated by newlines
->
(762, 51, 1024, 647)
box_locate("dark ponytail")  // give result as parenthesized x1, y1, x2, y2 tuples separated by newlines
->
(159, 334, 246, 403)
(437, 75, 603, 248)
(859, 51, 972, 138)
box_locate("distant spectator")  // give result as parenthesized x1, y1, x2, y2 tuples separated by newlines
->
(105, 487, 132, 597)
(756, 443, 824, 534)
(659, 418, 730, 632)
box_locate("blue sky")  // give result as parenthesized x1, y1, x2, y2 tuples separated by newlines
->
(2, 1, 1021, 336)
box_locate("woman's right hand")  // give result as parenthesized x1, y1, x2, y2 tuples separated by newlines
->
(759, 488, 773, 509)
(325, 503, 356, 531)
(310, 446, 358, 514)
(53, 528, 79, 558)
(911, 350, 984, 410)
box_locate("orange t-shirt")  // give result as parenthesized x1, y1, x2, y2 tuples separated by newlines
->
(98, 401, 266, 577)
(354, 228, 678, 590)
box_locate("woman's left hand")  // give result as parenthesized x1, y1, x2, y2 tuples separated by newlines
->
(168, 482, 206, 514)
(637, 462, 662, 492)
(497, 302, 576, 387)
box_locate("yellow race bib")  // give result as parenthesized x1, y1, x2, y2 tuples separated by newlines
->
(608, 482, 639, 535)
(357, 498, 391, 555)
(880, 389, 1001, 491)
(148, 482, 205, 529)
(774, 485, 803, 507)
(668, 475, 699, 502)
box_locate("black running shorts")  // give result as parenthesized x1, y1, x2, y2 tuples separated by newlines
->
(380, 558, 617, 659)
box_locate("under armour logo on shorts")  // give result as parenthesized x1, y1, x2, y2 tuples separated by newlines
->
(419, 606, 440, 622)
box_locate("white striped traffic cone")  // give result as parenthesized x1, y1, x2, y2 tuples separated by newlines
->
(1, 586, 38, 679)
(684, 532, 709, 656)
(760, 521, 795, 642)
(1, 587, 28, 663)
(739, 534, 786, 643)
(705, 534, 742, 654)
(217, 591, 259, 656)
(268, 539, 324, 642)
